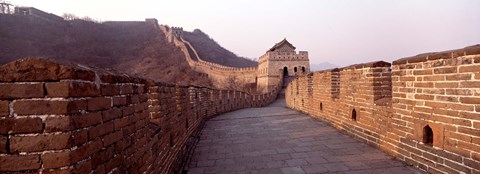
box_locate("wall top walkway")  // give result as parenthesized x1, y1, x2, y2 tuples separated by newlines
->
(187, 98, 422, 174)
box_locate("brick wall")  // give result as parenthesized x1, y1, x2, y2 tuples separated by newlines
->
(0, 58, 281, 173)
(286, 45, 480, 173)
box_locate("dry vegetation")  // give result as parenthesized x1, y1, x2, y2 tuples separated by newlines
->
(183, 29, 257, 67)
(0, 14, 212, 86)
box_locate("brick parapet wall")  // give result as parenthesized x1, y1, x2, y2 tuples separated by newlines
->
(0, 58, 282, 173)
(286, 45, 480, 174)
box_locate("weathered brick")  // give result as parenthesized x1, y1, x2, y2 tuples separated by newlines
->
(445, 89, 473, 96)
(413, 69, 432, 75)
(41, 151, 71, 169)
(0, 100, 8, 116)
(103, 130, 123, 146)
(459, 65, 480, 73)
(458, 127, 480, 137)
(460, 81, 480, 88)
(101, 84, 121, 96)
(74, 159, 93, 174)
(434, 82, 459, 88)
(88, 122, 114, 140)
(120, 85, 134, 94)
(73, 129, 88, 146)
(0, 155, 41, 171)
(71, 139, 102, 163)
(10, 133, 72, 153)
(415, 94, 434, 100)
(92, 165, 106, 174)
(112, 96, 127, 107)
(445, 131, 472, 142)
(444, 159, 471, 173)
(423, 75, 445, 81)
(91, 146, 114, 169)
(474, 122, 480, 129)
(122, 106, 135, 116)
(445, 74, 472, 81)
(87, 97, 111, 111)
(46, 81, 100, 97)
(72, 112, 102, 129)
(459, 97, 480, 104)
(464, 158, 480, 171)
(0, 83, 44, 99)
(113, 117, 130, 130)
(0, 135, 7, 153)
(0, 117, 43, 134)
(13, 99, 86, 115)
(102, 108, 122, 122)
(435, 96, 459, 102)
(434, 67, 457, 74)
(473, 152, 480, 161)
(45, 116, 72, 132)
(453, 118, 472, 127)
(105, 155, 122, 172)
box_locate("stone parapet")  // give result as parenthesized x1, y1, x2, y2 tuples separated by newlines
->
(0, 58, 282, 173)
(286, 45, 480, 174)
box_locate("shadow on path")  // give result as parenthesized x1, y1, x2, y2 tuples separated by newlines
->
(187, 98, 423, 174)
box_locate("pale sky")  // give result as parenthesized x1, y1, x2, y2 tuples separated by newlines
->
(9, 0, 480, 66)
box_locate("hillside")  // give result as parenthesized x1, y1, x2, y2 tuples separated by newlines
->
(183, 29, 257, 67)
(0, 14, 211, 86)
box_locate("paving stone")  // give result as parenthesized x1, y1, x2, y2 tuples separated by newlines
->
(286, 159, 308, 166)
(323, 163, 350, 172)
(281, 167, 305, 174)
(301, 164, 329, 174)
(187, 99, 423, 174)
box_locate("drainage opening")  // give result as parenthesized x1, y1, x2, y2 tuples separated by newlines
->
(423, 125, 433, 146)
(352, 109, 357, 121)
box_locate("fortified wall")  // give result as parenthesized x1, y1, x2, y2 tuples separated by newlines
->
(0, 58, 282, 173)
(160, 25, 258, 91)
(285, 45, 480, 173)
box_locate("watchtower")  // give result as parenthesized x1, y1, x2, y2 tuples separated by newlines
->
(0, 0, 12, 14)
(257, 39, 310, 92)
(171, 27, 183, 38)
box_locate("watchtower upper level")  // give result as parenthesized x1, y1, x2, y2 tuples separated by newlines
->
(259, 39, 309, 63)
(171, 27, 183, 38)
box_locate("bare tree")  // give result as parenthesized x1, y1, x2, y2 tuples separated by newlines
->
(62, 13, 78, 20)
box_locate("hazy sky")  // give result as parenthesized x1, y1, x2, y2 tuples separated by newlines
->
(10, 0, 480, 66)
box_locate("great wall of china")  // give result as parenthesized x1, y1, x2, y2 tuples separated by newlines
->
(0, 16, 479, 173)
(286, 45, 480, 174)
(159, 25, 259, 90)
(0, 58, 282, 173)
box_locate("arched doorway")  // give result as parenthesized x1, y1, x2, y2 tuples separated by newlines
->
(294, 67, 298, 73)
(302, 66, 305, 73)
(283, 67, 289, 76)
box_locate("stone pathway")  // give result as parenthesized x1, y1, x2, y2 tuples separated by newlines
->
(187, 98, 423, 174)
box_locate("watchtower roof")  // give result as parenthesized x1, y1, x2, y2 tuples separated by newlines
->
(268, 38, 296, 52)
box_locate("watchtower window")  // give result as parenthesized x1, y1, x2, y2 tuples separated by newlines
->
(423, 125, 433, 146)
(294, 67, 298, 73)
(283, 67, 289, 76)
(302, 67, 305, 73)
(320, 102, 323, 111)
(352, 109, 357, 121)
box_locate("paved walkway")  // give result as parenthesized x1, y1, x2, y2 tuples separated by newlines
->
(187, 98, 422, 174)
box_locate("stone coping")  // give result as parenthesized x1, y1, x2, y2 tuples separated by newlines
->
(392, 44, 480, 65)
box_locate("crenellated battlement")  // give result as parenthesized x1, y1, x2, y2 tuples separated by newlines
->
(0, 58, 283, 173)
(285, 44, 480, 174)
